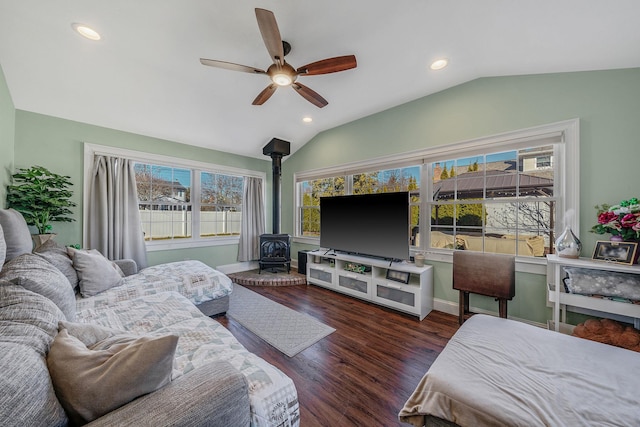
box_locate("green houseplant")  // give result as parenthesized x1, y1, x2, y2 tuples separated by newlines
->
(6, 165, 76, 236)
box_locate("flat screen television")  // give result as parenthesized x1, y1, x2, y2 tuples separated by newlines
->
(320, 191, 410, 261)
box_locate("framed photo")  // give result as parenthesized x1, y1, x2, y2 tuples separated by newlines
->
(386, 269, 410, 284)
(592, 240, 638, 265)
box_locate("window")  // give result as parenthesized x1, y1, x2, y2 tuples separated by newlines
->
(299, 176, 345, 237)
(84, 144, 265, 251)
(297, 165, 420, 238)
(430, 146, 555, 257)
(294, 119, 579, 261)
(199, 172, 243, 238)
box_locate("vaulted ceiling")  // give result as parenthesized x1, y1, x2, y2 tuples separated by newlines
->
(1, 1, 639, 159)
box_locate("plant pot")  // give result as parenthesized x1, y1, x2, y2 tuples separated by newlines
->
(32, 233, 57, 250)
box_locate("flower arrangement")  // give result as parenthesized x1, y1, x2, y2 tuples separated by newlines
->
(591, 198, 640, 241)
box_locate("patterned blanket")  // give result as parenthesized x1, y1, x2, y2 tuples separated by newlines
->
(76, 291, 300, 427)
(75, 260, 232, 311)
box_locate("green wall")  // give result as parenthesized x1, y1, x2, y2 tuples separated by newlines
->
(12, 110, 271, 268)
(0, 64, 15, 207)
(283, 68, 640, 324)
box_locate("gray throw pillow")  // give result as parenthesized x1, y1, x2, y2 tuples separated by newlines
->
(47, 328, 178, 425)
(0, 223, 6, 266)
(0, 208, 33, 262)
(67, 248, 124, 297)
(34, 240, 79, 291)
(0, 254, 77, 322)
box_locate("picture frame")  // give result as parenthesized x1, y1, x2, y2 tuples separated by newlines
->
(386, 269, 411, 284)
(592, 240, 638, 265)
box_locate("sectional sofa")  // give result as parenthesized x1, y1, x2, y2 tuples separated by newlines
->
(0, 209, 299, 426)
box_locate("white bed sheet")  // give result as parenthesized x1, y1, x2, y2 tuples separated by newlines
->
(400, 314, 640, 427)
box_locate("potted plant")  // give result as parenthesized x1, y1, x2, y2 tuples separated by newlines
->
(6, 165, 76, 246)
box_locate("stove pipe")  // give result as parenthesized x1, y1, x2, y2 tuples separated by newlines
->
(263, 138, 290, 234)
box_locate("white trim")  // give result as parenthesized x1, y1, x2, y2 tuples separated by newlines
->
(293, 119, 580, 260)
(294, 120, 574, 180)
(84, 143, 265, 178)
(82, 143, 266, 250)
(433, 298, 546, 328)
(215, 261, 258, 274)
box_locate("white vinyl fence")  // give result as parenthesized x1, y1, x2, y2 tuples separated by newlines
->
(139, 210, 242, 240)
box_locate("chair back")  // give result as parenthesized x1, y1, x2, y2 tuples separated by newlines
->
(453, 251, 515, 299)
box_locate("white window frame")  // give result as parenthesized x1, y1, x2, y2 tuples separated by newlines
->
(83, 143, 266, 251)
(293, 119, 579, 274)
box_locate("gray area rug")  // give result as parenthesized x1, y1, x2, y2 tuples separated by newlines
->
(228, 284, 335, 357)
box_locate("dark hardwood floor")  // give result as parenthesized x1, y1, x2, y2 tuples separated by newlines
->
(215, 284, 460, 427)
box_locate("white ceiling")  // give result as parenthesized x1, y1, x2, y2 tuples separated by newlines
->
(1, 1, 639, 160)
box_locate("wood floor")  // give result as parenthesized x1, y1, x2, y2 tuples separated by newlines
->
(216, 284, 460, 427)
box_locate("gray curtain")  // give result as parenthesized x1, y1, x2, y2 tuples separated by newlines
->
(87, 155, 148, 269)
(237, 177, 265, 261)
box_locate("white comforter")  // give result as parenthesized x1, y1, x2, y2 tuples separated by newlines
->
(399, 314, 640, 427)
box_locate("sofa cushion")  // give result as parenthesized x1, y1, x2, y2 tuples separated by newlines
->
(0, 223, 6, 265)
(67, 247, 124, 297)
(0, 208, 32, 262)
(0, 254, 76, 321)
(0, 343, 68, 427)
(47, 327, 178, 425)
(34, 239, 79, 291)
(0, 282, 68, 427)
(0, 281, 67, 354)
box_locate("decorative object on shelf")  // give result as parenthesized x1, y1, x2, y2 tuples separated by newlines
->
(555, 226, 582, 259)
(591, 197, 640, 242)
(592, 240, 638, 265)
(414, 252, 425, 267)
(344, 262, 366, 274)
(386, 269, 411, 284)
(6, 165, 76, 247)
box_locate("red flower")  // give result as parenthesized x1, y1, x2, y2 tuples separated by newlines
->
(598, 211, 618, 224)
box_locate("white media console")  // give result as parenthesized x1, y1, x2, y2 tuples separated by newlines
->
(305, 250, 433, 320)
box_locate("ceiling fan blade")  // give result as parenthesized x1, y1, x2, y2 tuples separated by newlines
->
(255, 8, 285, 65)
(200, 58, 266, 74)
(291, 82, 328, 108)
(297, 55, 357, 76)
(252, 83, 278, 105)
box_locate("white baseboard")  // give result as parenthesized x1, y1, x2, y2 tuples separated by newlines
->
(433, 298, 546, 328)
(216, 261, 258, 274)
(216, 259, 300, 275)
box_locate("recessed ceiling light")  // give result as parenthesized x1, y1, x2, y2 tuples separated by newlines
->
(430, 58, 448, 71)
(72, 23, 101, 41)
(303, 117, 313, 123)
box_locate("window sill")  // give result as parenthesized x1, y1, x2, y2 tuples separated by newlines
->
(422, 249, 547, 274)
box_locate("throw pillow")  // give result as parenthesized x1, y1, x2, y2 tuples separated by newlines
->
(0, 223, 6, 265)
(0, 254, 77, 321)
(67, 248, 124, 297)
(0, 208, 33, 262)
(34, 240, 79, 291)
(47, 328, 178, 425)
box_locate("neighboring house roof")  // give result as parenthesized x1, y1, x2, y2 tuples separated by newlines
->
(433, 170, 553, 200)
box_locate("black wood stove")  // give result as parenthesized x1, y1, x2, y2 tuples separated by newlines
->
(259, 138, 291, 273)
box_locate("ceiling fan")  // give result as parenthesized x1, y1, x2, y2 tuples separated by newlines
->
(200, 8, 357, 108)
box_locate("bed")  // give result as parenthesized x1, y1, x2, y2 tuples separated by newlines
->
(399, 314, 640, 427)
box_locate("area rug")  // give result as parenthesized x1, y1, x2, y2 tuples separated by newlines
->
(228, 284, 335, 357)
(227, 269, 307, 286)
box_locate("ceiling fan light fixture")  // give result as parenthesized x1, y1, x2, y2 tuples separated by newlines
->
(71, 23, 101, 41)
(430, 58, 448, 70)
(272, 73, 293, 86)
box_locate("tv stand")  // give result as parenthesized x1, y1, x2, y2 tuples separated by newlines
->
(305, 250, 433, 320)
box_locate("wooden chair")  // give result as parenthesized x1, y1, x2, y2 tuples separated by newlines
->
(453, 251, 515, 325)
